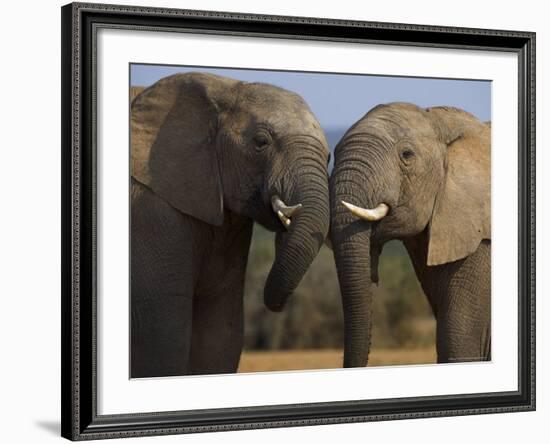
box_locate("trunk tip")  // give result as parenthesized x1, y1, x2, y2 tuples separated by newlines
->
(263, 287, 289, 312)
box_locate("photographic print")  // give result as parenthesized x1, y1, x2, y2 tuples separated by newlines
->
(62, 3, 534, 439)
(130, 64, 491, 378)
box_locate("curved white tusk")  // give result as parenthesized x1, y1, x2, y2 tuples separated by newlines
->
(271, 196, 302, 218)
(341, 201, 389, 222)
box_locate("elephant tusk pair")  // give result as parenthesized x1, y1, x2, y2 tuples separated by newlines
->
(341, 201, 389, 222)
(271, 196, 302, 229)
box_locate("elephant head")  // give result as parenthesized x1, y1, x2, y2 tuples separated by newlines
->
(329, 103, 491, 367)
(131, 72, 330, 312)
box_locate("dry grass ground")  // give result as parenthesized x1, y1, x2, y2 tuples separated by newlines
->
(238, 347, 437, 373)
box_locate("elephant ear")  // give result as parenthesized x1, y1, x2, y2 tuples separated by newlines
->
(131, 73, 237, 226)
(426, 107, 491, 266)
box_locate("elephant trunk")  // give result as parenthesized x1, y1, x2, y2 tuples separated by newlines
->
(331, 198, 373, 367)
(330, 140, 382, 367)
(264, 156, 329, 312)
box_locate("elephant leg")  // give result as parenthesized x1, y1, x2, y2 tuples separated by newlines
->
(435, 242, 491, 363)
(436, 313, 491, 363)
(188, 220, 252, 375)
(188, 284, 244, 375)
(130, 180, 201, 378)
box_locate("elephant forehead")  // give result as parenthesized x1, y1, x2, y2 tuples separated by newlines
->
(240, 84, 319, 125)
(355, 110, 436, 141)
(268, 109, 323, 135)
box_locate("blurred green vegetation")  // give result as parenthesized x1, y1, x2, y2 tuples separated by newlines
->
(243, 225, 435, 350)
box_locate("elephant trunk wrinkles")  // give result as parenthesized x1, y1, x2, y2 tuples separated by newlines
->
(330, 155, 375, 367)
(264, 157, 329, 312)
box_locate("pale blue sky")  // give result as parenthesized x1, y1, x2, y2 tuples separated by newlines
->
(131, 64, 491, 157)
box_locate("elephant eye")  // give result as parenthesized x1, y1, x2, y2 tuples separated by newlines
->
(253, 134, 270, 152)
(401, 149, 415, 161)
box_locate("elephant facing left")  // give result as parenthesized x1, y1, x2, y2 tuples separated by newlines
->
(130, 73, 330, 378)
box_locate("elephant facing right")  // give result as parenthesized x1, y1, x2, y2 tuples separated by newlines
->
(330, 102, 491, 367)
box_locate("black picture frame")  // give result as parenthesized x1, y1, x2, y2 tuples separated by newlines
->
(61, 2, 536, 440)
